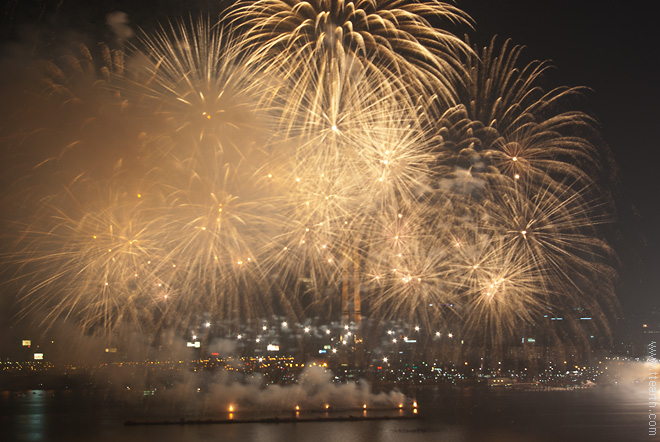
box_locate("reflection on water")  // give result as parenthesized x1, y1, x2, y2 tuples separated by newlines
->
(0, 386, 652, 442)
(3, 390, 49, 442)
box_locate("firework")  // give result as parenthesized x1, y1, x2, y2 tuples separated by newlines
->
(9, 185, 171, 334)
(444, 38, 604, 189)
(0, 6, 617, 355)
(228, 0, 473, 105)
(122, 17, 276, 161)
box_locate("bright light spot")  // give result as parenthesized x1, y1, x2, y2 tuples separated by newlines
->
(205, 322, 211, 328)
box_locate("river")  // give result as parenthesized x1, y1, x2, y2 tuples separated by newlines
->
(0, 385, 652, 441)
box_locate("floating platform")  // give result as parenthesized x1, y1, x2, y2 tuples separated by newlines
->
(125, 414, 420, 426)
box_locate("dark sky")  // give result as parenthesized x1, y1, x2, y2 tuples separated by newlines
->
(1, 0, 658, 324)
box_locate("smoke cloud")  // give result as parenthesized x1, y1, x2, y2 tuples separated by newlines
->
(106, 11, 133, 43)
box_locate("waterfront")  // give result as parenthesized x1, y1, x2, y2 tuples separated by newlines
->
(1, 385, 651, 442)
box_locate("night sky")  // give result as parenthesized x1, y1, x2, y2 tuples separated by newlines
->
(0, 0, 658, 328)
